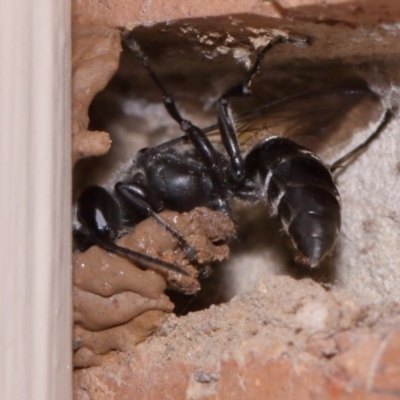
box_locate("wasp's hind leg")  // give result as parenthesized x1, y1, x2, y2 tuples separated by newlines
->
(330, 109, 394, 173)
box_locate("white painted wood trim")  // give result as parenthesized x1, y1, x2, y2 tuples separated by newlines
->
(0, 0, 72, 398)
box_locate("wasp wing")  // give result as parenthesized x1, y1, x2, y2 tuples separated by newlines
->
(203, 81, 383, 165)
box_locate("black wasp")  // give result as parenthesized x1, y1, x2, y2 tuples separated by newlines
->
(73, 32, 393, 277)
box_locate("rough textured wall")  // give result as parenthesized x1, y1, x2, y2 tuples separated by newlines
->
(71, 0, 400, 398)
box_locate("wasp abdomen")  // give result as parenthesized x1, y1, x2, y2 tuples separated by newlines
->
(245, 137, 341, 266)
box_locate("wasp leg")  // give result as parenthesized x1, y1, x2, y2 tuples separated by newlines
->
(330, 109, 394, 173)
(216, 35, 312, 181)
(223, 34, 311, 100)
(216, 98, 245, 180)
(115, 182, 199, 263)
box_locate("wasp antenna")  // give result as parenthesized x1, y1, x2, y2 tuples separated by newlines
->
(96, 238, 191, 277)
